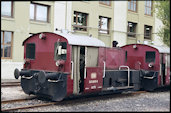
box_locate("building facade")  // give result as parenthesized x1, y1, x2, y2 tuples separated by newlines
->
(1, 1, 165, 79)
(1, 1, 54, 79)
(114, 0, 157, 46)
(54, 1, 114, 47)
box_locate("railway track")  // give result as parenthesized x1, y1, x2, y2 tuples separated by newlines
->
(1, 82, 20, 87)
(1, 101, 57, 112)
(1, 90, 147, 112)
(1, 97, 36, 104)
(1, 96, 58, 112)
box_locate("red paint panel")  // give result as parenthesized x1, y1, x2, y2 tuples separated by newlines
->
(105, 48, 125, 70)
(98, 47, 125, 70)
(23, 33, 71, 72)
(165, 67, 170, 85)
(122, 44, 160, 71)
(66, 75, 73, 96)
(127, 56, 144, 69)
(84, 67, 103, 93)
(158, 74, 161, 86)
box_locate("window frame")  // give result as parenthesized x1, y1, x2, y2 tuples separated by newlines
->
(26, 43, 36, 60)
(73, 11, 88, 31)
(1, 31, 13, 59)
(30, 2, 50, 23)
(98, 16, 110, 34)
(128, 0, 137, 12)
(144, 0, 153, 16)
(144, 25, 152, 39)
(99, 1, 111, 6)
(1, 1, 13, 18)
(54, 42, 67, 61)
(127, 21, 137, 37)
(145, 51, 156, 63)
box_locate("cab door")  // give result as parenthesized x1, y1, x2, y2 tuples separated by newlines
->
(83, 47, 103, 93)
(71, 46, 81, 94)
(71, 46, 85, 94)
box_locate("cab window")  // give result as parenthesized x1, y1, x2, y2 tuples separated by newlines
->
(26, 43, 35, 59)
(145, 51, 155, 63)
(54, 42, 67, 60)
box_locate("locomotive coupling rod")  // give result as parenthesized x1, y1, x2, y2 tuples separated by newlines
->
(14, 68, 31, 79)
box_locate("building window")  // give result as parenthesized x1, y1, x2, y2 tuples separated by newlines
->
(128, 0, 137, 12)
(144, 25, 152, 39)
(99, 16, 110, 34)
(73, 11, 88, 31)
(145, 0, 152, 16)
(1, 31, 13, 58)
(30, 2, 49, 22)
(1, 1, 13, 17)
(127, 22, 137, 37)
(99, 0, 111, 6)
(146, 51, 155, 63)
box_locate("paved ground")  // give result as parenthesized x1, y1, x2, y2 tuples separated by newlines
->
(1, 85, 170, 112)
(1, 79, 20, 83)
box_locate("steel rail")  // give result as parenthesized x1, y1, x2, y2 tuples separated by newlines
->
(1, 97, 36, 104)
(1, 82, 20, 84)
(1, 82, 21, 87)
(1, 84, 20, 87)
(129, 91, 147, 95)
(1, 102, 58, 112)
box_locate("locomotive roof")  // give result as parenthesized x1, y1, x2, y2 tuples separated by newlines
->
(23, 32, 105, 47)
(121, 44, 170, 54)
(57, 32, 105, 47)
(148, 44, 170, 54)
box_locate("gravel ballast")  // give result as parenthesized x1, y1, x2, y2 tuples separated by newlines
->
(1, 86, 170, 112)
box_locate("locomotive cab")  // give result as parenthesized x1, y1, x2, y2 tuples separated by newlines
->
(14, 32, 71, 101)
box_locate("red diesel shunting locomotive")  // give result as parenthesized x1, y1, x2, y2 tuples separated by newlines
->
(121, 44, 170, 91)
(14, 32, 170, 101)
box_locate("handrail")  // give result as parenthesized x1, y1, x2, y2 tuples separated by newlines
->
(84, 66, 87, 79)
(84, 47, 87, 79)
(143, 76, 155, 79)
(119, 65, 130, 87)
(103, 61, 106, 78)
(71, 61, 74, 80)
(143, 72, 156, 79)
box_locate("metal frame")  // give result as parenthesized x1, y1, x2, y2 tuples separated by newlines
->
(119, 65, 130, 87)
